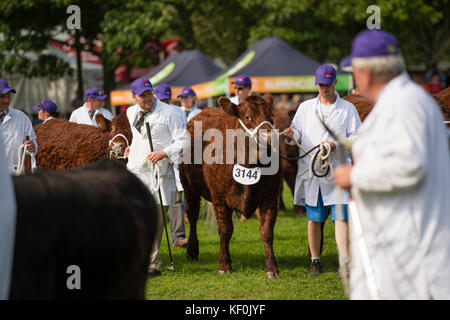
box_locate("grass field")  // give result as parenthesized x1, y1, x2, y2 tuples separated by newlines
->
(145, 182, 347, 300)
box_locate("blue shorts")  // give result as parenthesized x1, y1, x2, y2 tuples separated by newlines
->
(305, 189, 348, 222)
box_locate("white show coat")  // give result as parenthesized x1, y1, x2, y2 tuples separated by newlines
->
(0, 134, 16, 299)
(349, 73, 450, 300)
(0, 108, 37, 174)
(290, 92, 361, 206)
(69, 103, 113, 127)
(181, 105, 202, 122)
(126, 99, 190, 205)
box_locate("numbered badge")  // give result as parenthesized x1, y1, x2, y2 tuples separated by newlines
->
(232, 164, 261, 185)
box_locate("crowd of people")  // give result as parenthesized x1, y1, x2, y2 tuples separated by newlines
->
(1, 28, 450, 300)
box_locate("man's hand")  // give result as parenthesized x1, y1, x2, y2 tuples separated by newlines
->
(282, 127, 294, 140)
(147, 150, 167, 164)
(321, 140, 336, 152)
(334, 165, 352, 189)
(24, 140, 35, 153)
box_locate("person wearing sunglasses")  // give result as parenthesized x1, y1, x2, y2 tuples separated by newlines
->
(230, 74, 252, 105)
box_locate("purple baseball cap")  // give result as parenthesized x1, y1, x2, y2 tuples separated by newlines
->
(154, 83, 172, 101)
(32, 99, 57, 113)
(131, 78, 154, 96)
(315, 65, 337, 86)
(84, 88, 107, 100)
(0, 79, 16, 94)
(231, 74, 252, 86)
(340, 29, 400, 67)
(177, 87, 196, 98)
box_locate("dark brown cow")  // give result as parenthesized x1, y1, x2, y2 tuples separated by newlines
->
(31, 112, 131, 170)
(179, 94, 281, 278)
(10, 159, 157, 299)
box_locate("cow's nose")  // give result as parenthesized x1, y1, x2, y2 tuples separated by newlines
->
(112, 141, 124, 151)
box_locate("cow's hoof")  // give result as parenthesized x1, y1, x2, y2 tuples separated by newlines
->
(186, 253, 198, 262)
(218, 269, 232, 275)
(266, 272, 279, 279)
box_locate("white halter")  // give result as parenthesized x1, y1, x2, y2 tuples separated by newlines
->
(109, 133, 129, 147)
(237, 119, 275, 147)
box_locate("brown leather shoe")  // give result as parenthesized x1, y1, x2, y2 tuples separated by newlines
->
(173, 238, 188, 248)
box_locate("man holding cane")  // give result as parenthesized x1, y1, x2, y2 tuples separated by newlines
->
(335, 30, 450, 299)
(125, 78, 190, 277)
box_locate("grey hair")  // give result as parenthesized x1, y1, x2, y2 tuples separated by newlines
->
(352, 55, 405, 83)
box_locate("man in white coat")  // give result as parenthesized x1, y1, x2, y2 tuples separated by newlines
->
(335, 29, 450, 300)
(0, 79, 37, 175)
(283, 65, 361, 277)
(178, 86, 202, 122)
(125, 78, 190, 277)
(69, 88, 113, 127)
(154, 83, 188, 249)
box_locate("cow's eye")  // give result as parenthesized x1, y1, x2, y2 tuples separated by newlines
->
(245, 115, 251, 121)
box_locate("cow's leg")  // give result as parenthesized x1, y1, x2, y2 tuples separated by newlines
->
(213, 203, 233, 274)
(258, 204, 279, 279)
(278, 180, 286, 211)
(185, 189, 201, 262)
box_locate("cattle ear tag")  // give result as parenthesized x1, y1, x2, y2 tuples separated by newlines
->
(233, 164, 261, 185)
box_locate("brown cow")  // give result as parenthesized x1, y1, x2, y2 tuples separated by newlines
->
(179, 94, 281, 279)
(433, 87, 450, 127)
(342, 94, 374, 122)
(31, 112, 131, 170)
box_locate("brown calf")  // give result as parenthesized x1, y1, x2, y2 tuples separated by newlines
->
(179, 94, 281, 279)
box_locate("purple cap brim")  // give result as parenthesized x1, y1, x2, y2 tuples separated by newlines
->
(0, 88, 16, 94)
(340, 55, 352, 68)
(315, 78, 335, 86)
(32, 105, 42, 111)
(134, 88, 152, 96)
(89, 94, 107, 100)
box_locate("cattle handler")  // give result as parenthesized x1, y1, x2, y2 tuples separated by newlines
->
(125, 78, 190, 277)
(69, 88, 113, 127)
(0, 79, 37, 174)
(283, 65, 361, 279)
(335, 29, 450, 299)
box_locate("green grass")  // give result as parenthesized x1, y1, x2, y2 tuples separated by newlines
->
(145, 182, 347, 300)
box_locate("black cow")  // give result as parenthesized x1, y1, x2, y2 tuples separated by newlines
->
(10, 159, 157, 299)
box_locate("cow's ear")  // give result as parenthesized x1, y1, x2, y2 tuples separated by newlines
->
(263, 93, 274, 109)
(218, 96, 239, 117)
(95, 113, 111, 132)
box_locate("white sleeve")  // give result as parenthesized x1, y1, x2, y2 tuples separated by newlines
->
(346, 105, 362, 142)
(351, 104, 427, 192)
(0, 134, 16, 299)
(289, 105, 303, 144)
(163, 113, 190, 163)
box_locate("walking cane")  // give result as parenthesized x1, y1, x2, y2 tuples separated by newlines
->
(145, 122, 174, 271)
